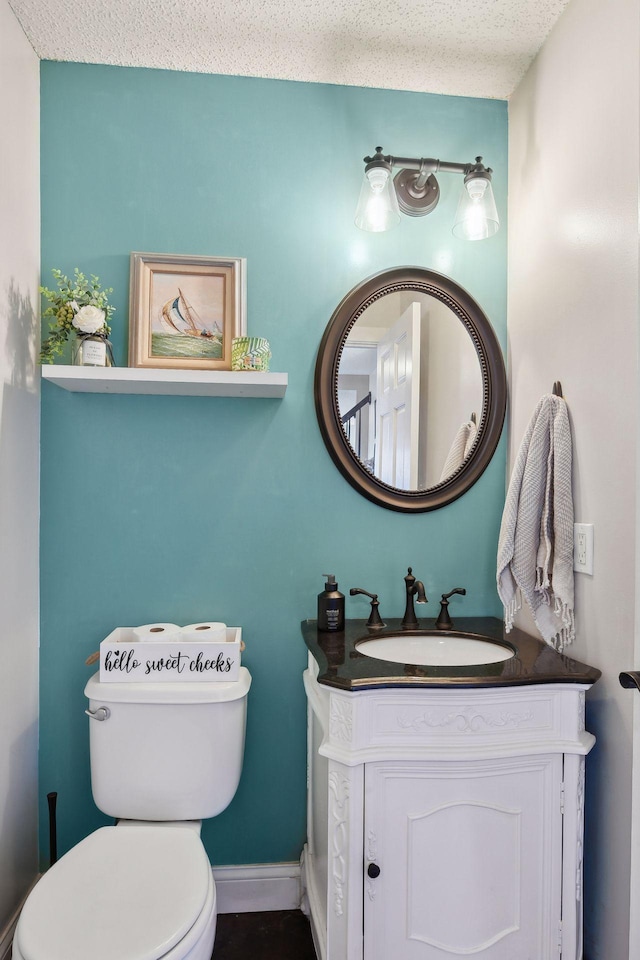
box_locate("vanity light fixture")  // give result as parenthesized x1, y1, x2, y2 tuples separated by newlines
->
(354, 147, 499, 241)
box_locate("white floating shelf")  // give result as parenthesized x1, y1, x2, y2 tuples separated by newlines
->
(42, 365, 288, 398)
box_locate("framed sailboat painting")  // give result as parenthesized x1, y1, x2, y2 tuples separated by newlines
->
(128, 252, 247, 369)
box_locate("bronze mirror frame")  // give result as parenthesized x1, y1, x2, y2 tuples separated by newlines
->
(314, 266, 507, 512)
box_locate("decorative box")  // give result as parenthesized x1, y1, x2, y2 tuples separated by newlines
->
(99, 626, 242, 682)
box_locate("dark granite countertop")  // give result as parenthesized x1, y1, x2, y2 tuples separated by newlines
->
(301, 617, 602, 691)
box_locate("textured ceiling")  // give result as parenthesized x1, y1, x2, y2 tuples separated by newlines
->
(10, 0, 571, 99)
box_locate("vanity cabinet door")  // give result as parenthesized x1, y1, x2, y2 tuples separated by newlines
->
(363, 756, 563, 960)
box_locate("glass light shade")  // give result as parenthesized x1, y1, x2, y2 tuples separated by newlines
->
(452, 176, 499, 241)
(354, 166, 401, 232)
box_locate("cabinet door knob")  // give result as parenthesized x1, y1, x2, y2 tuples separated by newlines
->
(367, 862, 381, 879)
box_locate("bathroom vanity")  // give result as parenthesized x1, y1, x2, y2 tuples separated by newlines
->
(301, 619, 600, 960)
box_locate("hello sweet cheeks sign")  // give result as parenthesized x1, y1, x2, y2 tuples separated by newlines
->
(99, 626, 242, 682)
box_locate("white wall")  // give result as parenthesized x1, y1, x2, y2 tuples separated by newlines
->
(0, 0, 40, 936)
(508, 0, 639, 956)
(424, 298, 483, 487)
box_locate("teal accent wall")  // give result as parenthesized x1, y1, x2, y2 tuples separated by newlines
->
(39, 62, 507, 867)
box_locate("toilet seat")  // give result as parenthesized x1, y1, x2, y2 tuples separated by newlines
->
(15, 826, 214, 960)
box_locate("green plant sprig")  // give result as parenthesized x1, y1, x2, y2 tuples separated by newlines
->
(39, 268, 115, 364)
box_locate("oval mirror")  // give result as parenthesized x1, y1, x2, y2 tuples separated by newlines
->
(314, 267, 506, 512)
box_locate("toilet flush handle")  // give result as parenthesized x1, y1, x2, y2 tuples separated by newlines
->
(85, 706, 111, 721)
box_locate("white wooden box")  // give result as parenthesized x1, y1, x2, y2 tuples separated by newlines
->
(99, 626, 242, 682)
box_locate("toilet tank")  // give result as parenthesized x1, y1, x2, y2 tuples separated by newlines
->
(84, 668, 251, 821)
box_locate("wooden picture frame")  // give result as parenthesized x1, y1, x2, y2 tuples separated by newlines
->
(128, 252, 246, 370)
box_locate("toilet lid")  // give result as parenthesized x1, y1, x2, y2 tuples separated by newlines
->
(17, 826, 211, 960)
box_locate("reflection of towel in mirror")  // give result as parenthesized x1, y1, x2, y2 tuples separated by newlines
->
(440, 420, 477, 482)
(497, 394, 574, 651)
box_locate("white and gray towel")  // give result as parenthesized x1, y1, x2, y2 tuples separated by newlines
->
(440, 419, 477, 481)
(497, 394, 575, 651)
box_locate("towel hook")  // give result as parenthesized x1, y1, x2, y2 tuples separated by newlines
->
(552, 381, 563, 398)
(470, 411, 477, 425)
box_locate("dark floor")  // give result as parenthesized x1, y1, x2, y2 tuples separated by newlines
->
(214, 911, 317, 959)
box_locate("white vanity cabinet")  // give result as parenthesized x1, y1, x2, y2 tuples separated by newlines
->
(302, 656, 594, 960)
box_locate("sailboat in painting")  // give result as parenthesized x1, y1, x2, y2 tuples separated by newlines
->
(153, 288, 223, 360)
(161, 288, 222, 340)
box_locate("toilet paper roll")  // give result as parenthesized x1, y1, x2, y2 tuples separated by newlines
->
(181, 622, 227, 643)
(133, 623, 182, 643)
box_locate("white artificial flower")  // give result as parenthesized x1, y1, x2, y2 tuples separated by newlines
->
(69, 300, 79, 313)
(73, 304, 106, 334)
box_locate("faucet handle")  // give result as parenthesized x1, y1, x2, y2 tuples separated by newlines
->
(436, 588, 466, 630)
(350, 588, 386, 629)
(442, 587, 466, 601)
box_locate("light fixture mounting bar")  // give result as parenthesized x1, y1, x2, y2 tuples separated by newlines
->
(363, 149, 471, 177)
(388, 157, 469, 176)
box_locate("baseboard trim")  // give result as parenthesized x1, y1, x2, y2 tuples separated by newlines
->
(213, 861, 301, 914)
(0, 876, 41, 960)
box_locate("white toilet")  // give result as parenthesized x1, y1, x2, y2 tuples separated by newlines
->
(12, 667, 251, 960)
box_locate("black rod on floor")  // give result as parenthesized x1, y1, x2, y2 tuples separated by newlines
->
(47, 791, 58, 866)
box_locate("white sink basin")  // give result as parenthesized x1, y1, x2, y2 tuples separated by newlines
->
(355, 633, 515, 667)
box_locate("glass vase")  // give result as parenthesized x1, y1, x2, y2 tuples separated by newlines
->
(72, 334, 113, 367)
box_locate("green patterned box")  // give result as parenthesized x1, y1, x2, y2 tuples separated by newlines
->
(231, 337, 271, 372)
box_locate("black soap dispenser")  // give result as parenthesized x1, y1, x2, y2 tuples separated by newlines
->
(318, 574, 345, 632)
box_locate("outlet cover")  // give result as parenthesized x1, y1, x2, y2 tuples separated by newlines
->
(574, 523, 594, 575)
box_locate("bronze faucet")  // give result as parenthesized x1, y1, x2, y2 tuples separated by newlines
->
(401, 567, 428, 628)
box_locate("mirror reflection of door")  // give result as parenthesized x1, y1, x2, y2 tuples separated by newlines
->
(375, 302, 420, 489)
(338, 291, 483, 492)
